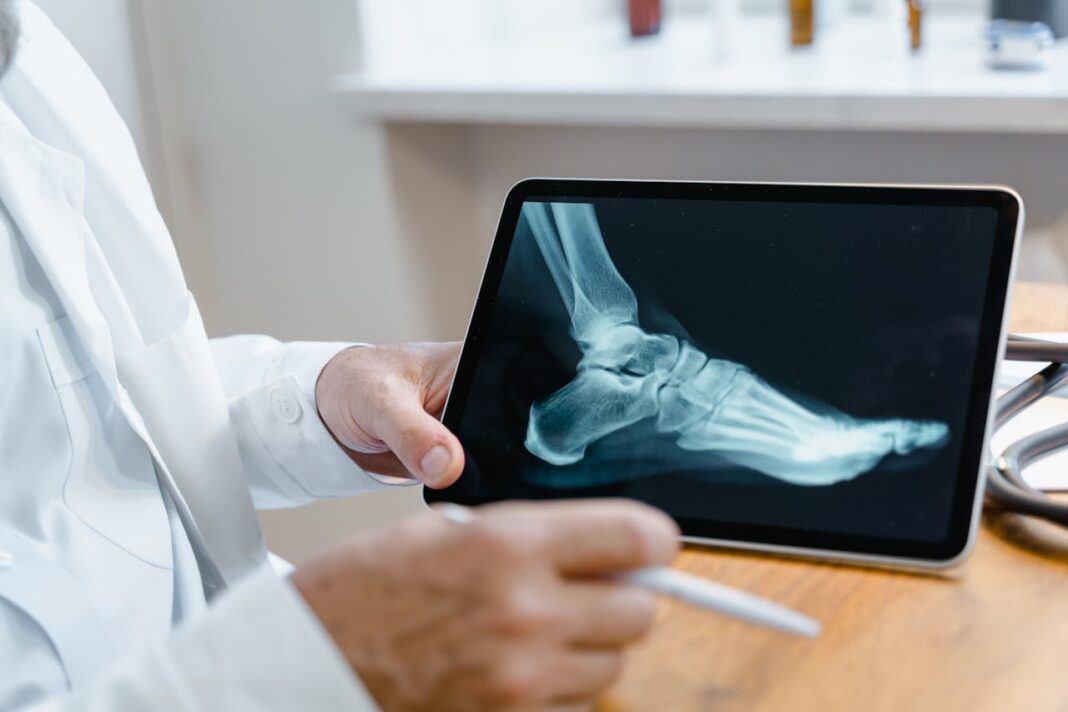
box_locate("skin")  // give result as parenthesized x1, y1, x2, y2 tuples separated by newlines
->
(315, 343, 466, 487)
(307, 344, 682, 710)
(293, 499, 679, 711)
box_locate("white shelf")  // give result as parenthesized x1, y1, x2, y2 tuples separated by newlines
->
(336, 13, 1068, 133)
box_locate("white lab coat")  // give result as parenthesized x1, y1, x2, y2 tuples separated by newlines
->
(0, 2, 384, 708)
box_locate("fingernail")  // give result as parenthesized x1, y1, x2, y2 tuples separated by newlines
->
(419, 445, 452, 483)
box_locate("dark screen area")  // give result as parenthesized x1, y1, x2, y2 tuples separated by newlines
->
(432, 184, 1013, 559)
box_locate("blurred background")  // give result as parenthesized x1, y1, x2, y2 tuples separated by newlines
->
(39, 0, 1068, 562)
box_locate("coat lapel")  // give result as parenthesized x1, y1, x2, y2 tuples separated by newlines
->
(0, 110, 265, 589)
(0, 110, 120, 398)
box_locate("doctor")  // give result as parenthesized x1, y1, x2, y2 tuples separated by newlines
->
(0, 2, 680, 710)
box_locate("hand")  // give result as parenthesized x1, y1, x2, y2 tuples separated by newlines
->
(292, 499, 679, 711)
(315, 343, 464, 488)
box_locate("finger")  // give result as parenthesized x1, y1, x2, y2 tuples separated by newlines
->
(558, 581, 659, 647)
(542, 650, 624, 702)
(545, 702, 595, 712)
(340, 450, 414, 480)
(375, 398, 465, 488)
(421, 342, 463, 418)
(487, 499, 679, 575)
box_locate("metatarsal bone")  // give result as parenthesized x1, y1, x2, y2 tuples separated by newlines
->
(674, 374, 948, 485)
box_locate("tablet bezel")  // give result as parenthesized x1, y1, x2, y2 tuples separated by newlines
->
(426, 179, 1022, 568)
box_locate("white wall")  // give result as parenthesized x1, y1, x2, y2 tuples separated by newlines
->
(136, 0, 427, 341)
(135, 0, 438, 561)
(359, 0, 614, 68)
(34, 0, 145, 146)
(32, 0, 172, 220)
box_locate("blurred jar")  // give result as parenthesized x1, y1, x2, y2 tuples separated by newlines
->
(907, 0, 924, 50)
(629, 0, 662, 37)
(790, 0, 814, 46)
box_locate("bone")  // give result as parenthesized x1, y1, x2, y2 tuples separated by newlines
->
(526, 367, 660, 466)
(524, 203, 639, 346)
(521, 201, 950, 487)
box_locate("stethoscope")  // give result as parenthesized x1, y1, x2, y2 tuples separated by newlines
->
(987, 335, 1068, 526)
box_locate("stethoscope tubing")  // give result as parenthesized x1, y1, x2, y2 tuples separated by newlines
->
(987, 337, 1068, 525)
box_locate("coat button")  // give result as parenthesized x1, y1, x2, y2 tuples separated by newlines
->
(0, 551, 14, 569)
(269, 387, 303, 424)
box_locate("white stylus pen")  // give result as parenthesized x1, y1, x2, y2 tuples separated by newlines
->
(436, 504, 821, 637)
(615, 566, 822, 638)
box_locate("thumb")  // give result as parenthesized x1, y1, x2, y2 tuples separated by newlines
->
(375, 399, 465, 488)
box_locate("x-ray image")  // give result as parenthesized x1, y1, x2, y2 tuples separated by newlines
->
(521, 202, 949, 488)
(449, 195, 998, 543)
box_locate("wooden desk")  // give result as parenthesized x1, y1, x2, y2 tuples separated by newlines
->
(604, 281, 1068, 712)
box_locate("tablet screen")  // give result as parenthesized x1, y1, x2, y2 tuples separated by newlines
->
(429, 181, 1019, 563)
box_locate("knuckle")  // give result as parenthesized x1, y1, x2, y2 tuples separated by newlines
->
(468, 519, 545, 564)
(495, 586, 555, 636)
(619, 513, 655, 564)
(620, 509, 678, 565)
(464, 519, 506, 551)
(624, 590, 659, 636)
(466, 520, 528, 562)
(395, 420, 427, 446)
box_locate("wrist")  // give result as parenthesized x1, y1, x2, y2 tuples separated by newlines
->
(314, 345, 363, 414)
(314, 346, 371, 450)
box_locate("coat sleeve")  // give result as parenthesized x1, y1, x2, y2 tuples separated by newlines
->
(209, 336, 396, 509)
(16, 567, 380, 712)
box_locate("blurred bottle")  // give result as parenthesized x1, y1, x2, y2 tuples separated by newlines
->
(907, 0, 924, 50)
(629, 0, 663, 37)
(790, 0, 815, 46)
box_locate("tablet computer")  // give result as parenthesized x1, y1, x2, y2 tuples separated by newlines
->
(427, 179, 1022, 569)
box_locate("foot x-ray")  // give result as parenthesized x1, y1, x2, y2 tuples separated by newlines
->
(447, 195, 999, 543)
(521, 203, 949, 487)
